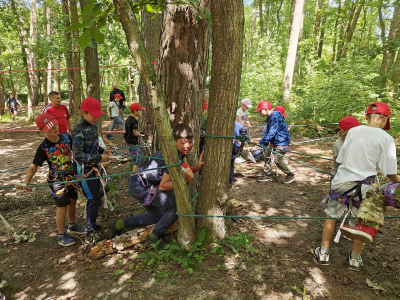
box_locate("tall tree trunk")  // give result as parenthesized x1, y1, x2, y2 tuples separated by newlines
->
(70, 0, 83, 126)
(0, 51, 6, 116)
(159, 0, 211, 202)
(138, 11, 163, 154)
(274, 0, 284, 37)
(391, 50, 400, 99)
(340, 0, 365, 58)
(62, 0, 74, 114)
(282, 0, 305, 104)
(317, 0, 329, 58)
(294, 0, 305, 82)
(331, 0, 342, 62)
(42, 1, 50, 105)
(259, 0, 263, 38)
(29, 0, 39, 106)
(265, 0, 270, 37)
(46, 2, 52, 105)
(53, 57, 61, 93)
(80, 0, 102, 136)
(196, 0, 244, 242)
(10, 0, 34, 119)
(313, 0, 322, 55)
(114, 0, 196, 247)
(246, 9, 257, 68)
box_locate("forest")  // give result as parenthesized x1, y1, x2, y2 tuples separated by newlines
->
(0, 0, 400, 299)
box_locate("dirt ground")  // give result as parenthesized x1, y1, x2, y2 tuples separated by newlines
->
(0, 106, 400, 300)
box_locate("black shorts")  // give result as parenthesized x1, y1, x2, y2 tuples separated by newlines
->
(48, 174, 78, 207)
(9, 107, 17, 113)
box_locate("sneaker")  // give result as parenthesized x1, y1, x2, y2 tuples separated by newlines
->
(257, 174, 273, 182)
(85, 227, 101, 245)
(314, 247, 330, 265)
(234, 157, 246, 163)
(67, 223, 86, 235)
(0, 292, 5, 300)
(58, 233, 76, 247)
(348, 254, 363, 272)
(106, 133, 114, 140)
(282, 173, 296, 184)
(144, 235, 168, 249)
(108, 219, 123, 239)
(340, 223, 377, 244)
(248, 153, 257, 163)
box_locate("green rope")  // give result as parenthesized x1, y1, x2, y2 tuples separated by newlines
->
(250, 123, 339, 129)
(0, 161, 182, 189)
(0, 166, 30, 173)
(291, 137, 336, 145)
(191, 192, 199, 203)
(176, 212, 400, 220)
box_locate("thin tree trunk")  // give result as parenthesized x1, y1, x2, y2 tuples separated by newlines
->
(53, 57, 61, 93)
(294, 0, 305, 82)
(317, 0, 329, 58)
(265, 0, 270, 37)
(70, 0, 83, 126)
(46, 2, 52, 105)
(358, 6, 367, 49)
(282, 0, 305, 104)
(29, 0, 39, 106)
(80, 0, 102, 136)
(331, 0, 342, 62)
(43, 1, 49, 105)
(259, 0, 263, 38)
(340, 0, 365, 58)
(313, 0, 322, 55)
(62, 0, 74, 114)
(246, 9, 257, 68)
(336, 0, 353, 60)
(10, 0, 34, 119)
(0, 51, 6, 116)
(275, 0, 284, 37)
(138, 11, 163, 154)
(196, 0, 244, 242)
(391, 50, 400, 99)
(114, 0, 196, 247)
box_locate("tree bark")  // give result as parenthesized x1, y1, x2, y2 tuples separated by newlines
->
(29, 0, 39, 106)
(138, 11, 163, 154)
(114, 0, 196, 247)
(259, 0, 263, 38)
(42, 1, 50, 105)
(80, 0, 102, 136)
(282, 0, 305, 104)
(0, 51, 6, 116)
(246, 9, 257, 68)
(331, 0, 342, 62)
(313, 0, 322, 55)
(391, 50, 400, 98)
(275, 0, 284, 37)
(294, 0, 305, 82)
(10, 0, 34, 119)
(70, 0, 83, 126)
(317, 0, 330, 58)
(265, 0, 270, 37)
(62, 0, 75, 114)
(158, 0, 211, 201)
(340, 0, 365, 58)
(195, 0, 244, 242)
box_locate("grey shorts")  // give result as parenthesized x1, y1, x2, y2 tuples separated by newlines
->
(324, 182, 374, 226)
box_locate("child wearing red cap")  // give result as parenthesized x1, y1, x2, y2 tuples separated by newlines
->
(72, 97, 112, 244)
(314, 102, 399, 272)
(106, 94, 125, 139)
(16, 113, 85, 246)
(331, 116, 361, 175)
(109, 124, 204, 248)
(124, 103, 147, 173)
(256, 103, 295, 184)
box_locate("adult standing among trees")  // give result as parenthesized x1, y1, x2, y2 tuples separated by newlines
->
(5, 93, 22, 123)
(109, 83, 126, 120)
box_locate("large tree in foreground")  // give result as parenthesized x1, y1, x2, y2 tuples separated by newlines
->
(196, 0, 244, 241)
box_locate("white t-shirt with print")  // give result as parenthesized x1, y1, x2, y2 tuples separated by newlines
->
(331, 125, 397, 189)
(236, 108, 248, 123)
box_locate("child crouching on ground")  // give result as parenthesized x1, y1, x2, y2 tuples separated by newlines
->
(108, 124, 204, 247)
(17, 113, 85, 246)
(72, 97, 111, 244)
(256, 102, 295, 184)
(314, 102, 399, 271)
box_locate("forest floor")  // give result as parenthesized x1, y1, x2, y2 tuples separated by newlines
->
(0, 104, 400, 300)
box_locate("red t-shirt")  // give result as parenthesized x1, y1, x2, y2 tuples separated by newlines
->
(42, 104, 71, 134)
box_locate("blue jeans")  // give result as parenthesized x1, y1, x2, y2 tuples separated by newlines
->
(124, 176, 178, 237)
(127, 144, 142, 166)
(109, 116, 125, 131)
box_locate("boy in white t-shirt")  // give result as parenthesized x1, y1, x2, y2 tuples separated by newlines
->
(236, 98, 252, 127)
(106, 94, 125, 139)
(314, 102, 399, 272)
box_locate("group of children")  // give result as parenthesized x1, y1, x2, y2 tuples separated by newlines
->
(10, 91, 400, 272)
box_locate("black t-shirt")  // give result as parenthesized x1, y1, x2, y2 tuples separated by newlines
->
(32, 133, 74, 175)
(124, 116, 139, 145)
(141, 150, 185, 185)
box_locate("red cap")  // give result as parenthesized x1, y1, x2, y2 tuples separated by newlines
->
(366, 102, 391, 130)
(129, 103, 146, 112)
(203, 98, 208, 110)
(274, 106, 287, 117)
(254, 101, 272, 112)
(36, 113, 59, 133)
(338, 116, 361, 130)
(181, 163, 193, 172)
(81, 97, 105, 118)
(114, 94, 123, 99)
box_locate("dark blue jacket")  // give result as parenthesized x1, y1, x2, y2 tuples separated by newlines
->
(259, 111, 291, 146)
